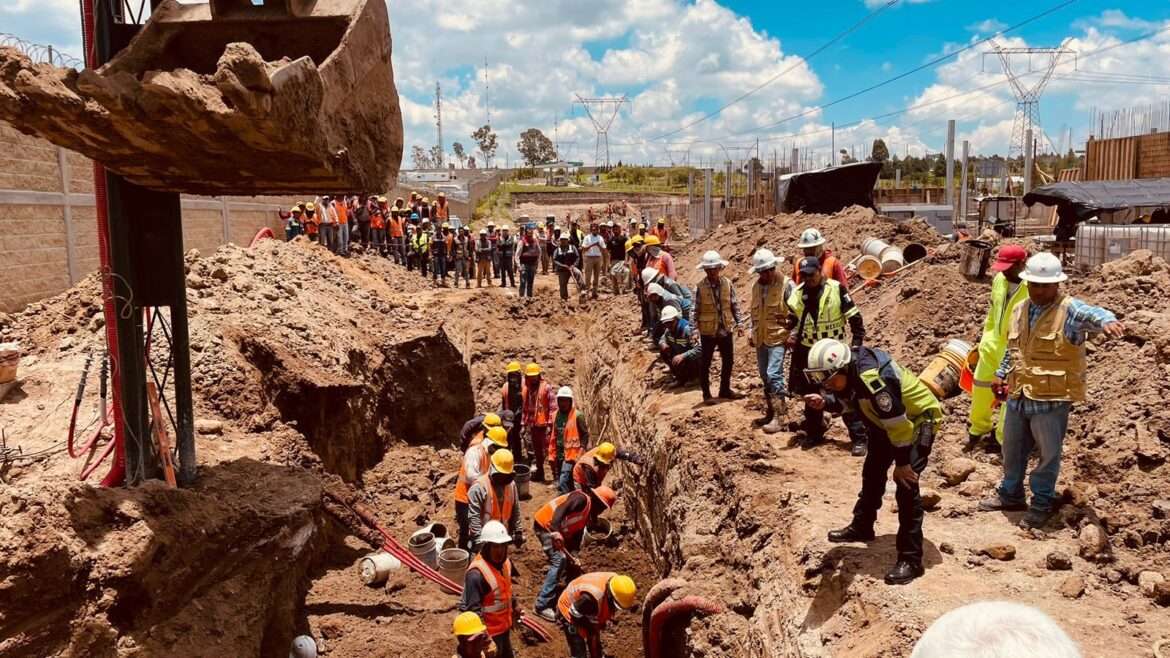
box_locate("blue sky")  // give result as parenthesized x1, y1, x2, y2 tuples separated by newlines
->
(4, 0, 1170, 166)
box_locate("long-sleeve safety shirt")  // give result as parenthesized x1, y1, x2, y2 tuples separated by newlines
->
(466, 479, 523, 546)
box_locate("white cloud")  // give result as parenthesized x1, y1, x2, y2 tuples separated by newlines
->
(967, 18, 1008, 34)
(1075, 10, 1161, 32)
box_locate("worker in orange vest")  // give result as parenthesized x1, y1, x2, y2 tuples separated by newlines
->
(792, 227, 849, 290)
(435, 191, 451, 222)
(551, 386, 590, 494)
(521, 363, 556, 483)
(455, 426, 509, 550)
(452, 611, 497, 658)
(460, 520, 521, 658)
(334, 195, 351, 256)
(499, 362, 525, 460)
(571, 442, 642, 490)
(468, 449, 522, 550)
(650, 217, 669, 244)
(370, 197, 387, 256)
(557, 572, 638, 658)
(303, 202, 319, 242)
(532, 486, 617, 619)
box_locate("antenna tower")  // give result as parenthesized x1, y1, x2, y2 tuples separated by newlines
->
(434, 81, 444, 167)
(983, 43, 1075, 165)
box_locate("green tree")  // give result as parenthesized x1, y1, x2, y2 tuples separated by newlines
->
(410, 145, 432, 169)
(870, 138, 890, 163)
(472, 125, 498, 166)
(516, 128, 557, 166)
(452, 142, 466, 168)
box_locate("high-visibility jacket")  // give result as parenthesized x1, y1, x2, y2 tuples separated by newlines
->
(454, 442, 490, 504)
(533, 490, 591, 535)
(305, 215, 319, 235)
(473, 473, 516, 529)
(572, 447, 611, 487)
(650, 226, 668, 243)
(522, 380, 554, 427)
(412, 231, 431, 255)
(787, 280, 858, 347)
(370, 210, 385, 230)
(333, 200, 348, 225)
(435, 202, 450, 221)
(388, 216, 404, 238)
(969, 274, 1028, 437)
(1006, 295, 1086, 402)
(558, 572, 617, 632)
(849, 347, 942, 452)
(467, 555, 514, 637)
(750, 278, 790, 347)
(551, 409, 583, 464)
(500, 382, 522, 413)
(695, 277, 734, 337)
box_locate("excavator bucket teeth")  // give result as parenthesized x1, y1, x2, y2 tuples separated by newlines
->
(0, 0, 402, 195)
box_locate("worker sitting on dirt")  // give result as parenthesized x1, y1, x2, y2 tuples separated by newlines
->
(499, 362, 525, 459)
(468, 449, 523, 551)
(551, 386, 590, 494)
(460, 521, 522, 658)
(692, 250, 744, 403)
(533, 486, 618, 620)
(455, 426, 510, 551)
(572, 442, 642, 490)
(978, 253, 1124, 530)
(460, 412, 504, 453)
(748, 248, 794, 435)
(792, 227, 848, 290)
(966, 245, 1029, 453)
(658, 306, 702, 385)
(556, 572, 638, 658)
(786, 256, 869, 455)
(452, 611, 497, 658)
(643, 235, 676, 280)
(805, 338, 941, 585)
(522, 363, 556, 482)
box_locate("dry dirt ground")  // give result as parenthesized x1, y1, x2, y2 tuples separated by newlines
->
(1, 206, 1168, 657)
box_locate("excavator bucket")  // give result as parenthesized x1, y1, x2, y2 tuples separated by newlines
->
(0, 0, 402, 195)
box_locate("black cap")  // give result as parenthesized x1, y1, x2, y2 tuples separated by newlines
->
(798, 256, 821, 274)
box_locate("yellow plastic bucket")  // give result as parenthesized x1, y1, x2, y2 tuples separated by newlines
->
(856, 255, 883, 280)
(919, 339, 973, 399)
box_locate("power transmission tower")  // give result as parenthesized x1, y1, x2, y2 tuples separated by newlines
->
(574, 94, 627, 169)
(665, 143, 691, 167)
(983, 43, 1075, 166)
(434, 81, 444, 167)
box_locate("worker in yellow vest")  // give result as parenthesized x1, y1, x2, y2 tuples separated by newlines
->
(978, 253, 1124, 530)
(786, 256, 867, 454)
(967, 245, 1029, 451)
(747, 248, 793, 433)
(460, 521, 521, 658)
(690, 250, 743, 403)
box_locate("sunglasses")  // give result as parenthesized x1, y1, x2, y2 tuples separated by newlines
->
(804, 368, 841, 385)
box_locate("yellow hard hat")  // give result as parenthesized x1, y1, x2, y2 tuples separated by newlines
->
(305, 202, 316, 211)
(453, 611, 487, 637)
(491, 449, 515, 474)
(423, 196, 430, 203)
(608, 575, 638, 610)
(290, 206, 302, 214)
(378, 196, 388, 203)
(443, 223, 452, 229)
(657, 217, 666, 225)
(595, 442, 617, 465)
(525, 363, 542, 377)
(506, 361, 522, 374)
(483, 413, 502, 429)
(643, 235, 662, 246)
(486, 426, 509, 448)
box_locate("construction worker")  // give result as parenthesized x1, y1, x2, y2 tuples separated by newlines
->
(643, 234, 676, 279)
(499, 362, 525, 459)
(580, 223, 606, 300)
(748, 248, 793, 434)
(304, 201, 319, 243)
(978, 253, 1124, 530)
(607, 223, 627, 294)
(455, 426, 509, 550)
(460, 520, 521, 658)
(645, 283, 691, 346)
(805, 338, 941, 585)
(468, 449, 523, 550)
(452, 612, 497, 658)
(691, 250, 743, 403)
(641, 267, 691, 302)
(541, 216, 556, 274)
(517, 227, 541, 298)
(333, 195, 350, 256)
(452, 226, 472, 288)
(413, 219, 432, 277)
(435, 191, 450, 222)
(786, 256, 869, 454)
(572, 441, 642, 490)
(658, 306, 702, 385)
(487, 222, 500, 277)
(650, 217, 669, 244)
(404, 223, 417, 271)
(967, 245, 1029, 451)
(551, 386, 590, 494)
(533, 486, 618, 620)
(433, 223, 451, 286)
(557, 572, 638, 658)
(792, 227, 848, 289)
(497, 226, 517, 288)
(460, 412, 504, 452)
(475, 229, 494, 288)
(370, 198, 386, 256)
(284, 206, 303, 240)
(552, 235, 581, 301)
(319, 195, 337, 252)
(522, 363, 556, 482)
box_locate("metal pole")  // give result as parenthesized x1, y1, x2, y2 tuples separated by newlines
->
(1023, 128, 1034, 194)
(945, 119, 955, 206)
(57, 147, 79, 285)
(959, 140, 970, 228)
(704, 168, 713, 233)
(895, 167, 902, 189)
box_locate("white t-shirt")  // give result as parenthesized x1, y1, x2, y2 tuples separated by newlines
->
(581, 234, 606, 257)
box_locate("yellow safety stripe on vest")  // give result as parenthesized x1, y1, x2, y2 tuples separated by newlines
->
(859, 368, 885, 394)
(787, 280, 851, 347)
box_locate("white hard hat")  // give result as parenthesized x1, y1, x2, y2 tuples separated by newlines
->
(646, 283, 667, 298)
(1019, 252, 1067, 284)
(805, 338, 852, 384)
(641, 267, 660, 286)
(479, 520, 512, 545)
(556, 386, 574, 399)
(751, 248, 780, 273)
(290, 635, 318, 658)
(697, 250, 728, 270)
(660, 305, 681, 322)
(797, 228, 826, 248)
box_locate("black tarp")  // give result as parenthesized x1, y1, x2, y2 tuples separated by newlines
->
(1023, 178, 1170, 240)
(776, 161, 882, 214)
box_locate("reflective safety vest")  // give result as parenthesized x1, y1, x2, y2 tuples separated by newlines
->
(412, 231, 431, 254)
(473, 474, 516, 528)
(1006, 295, 1086, 402)
(650, 226, 669, 243)
(500, 382, 521, 413)
(696, 277, 734, 337)
(787, 279, 857, 347)
(572, 447, 610, 487)
(533, 490, 591, 534)
(370, 211, 385, 230)
(973, 273, 1029, 386)
(523, 381, 553, 426)
(750, 278, 791, 347)
(454, 442, 490, 504)
(552, 409, 583, 464)
(333, 200, 348, 225)
(467, 555, 513, 637)
(557, 572, 616, 631)
(856, 354, 942, 448)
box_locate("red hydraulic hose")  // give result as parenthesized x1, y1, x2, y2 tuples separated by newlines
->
(249, 227, 275, 248)
(641, 579, 688, 656)
(648, 596, 723, 658)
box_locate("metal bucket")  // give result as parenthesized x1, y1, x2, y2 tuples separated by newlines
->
(855, 255, 883, 281)
(408, 531, 438, 569)
(960, 240, 993, 281)
(437, 548, 470, 585)
(514, 464, 532, 500)
(918, 339, 974, 399)
(358, 551, 402, 586)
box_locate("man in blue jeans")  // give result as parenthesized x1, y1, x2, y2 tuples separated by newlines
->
(978, 253, 1124, 529)
(551, 386, 590, 494)
(532, 486, 617, 621)
(748, 248, 793, 434)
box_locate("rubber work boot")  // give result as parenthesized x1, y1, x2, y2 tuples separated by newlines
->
(827, 525, 875, 543)
(884, 560, 924, 585)
(977, 495, 1027, 512)
(762, 397, 786, 434)
(753, 393, 774, 427)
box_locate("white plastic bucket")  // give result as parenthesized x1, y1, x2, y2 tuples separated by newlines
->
(358, 551, 401, 586)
